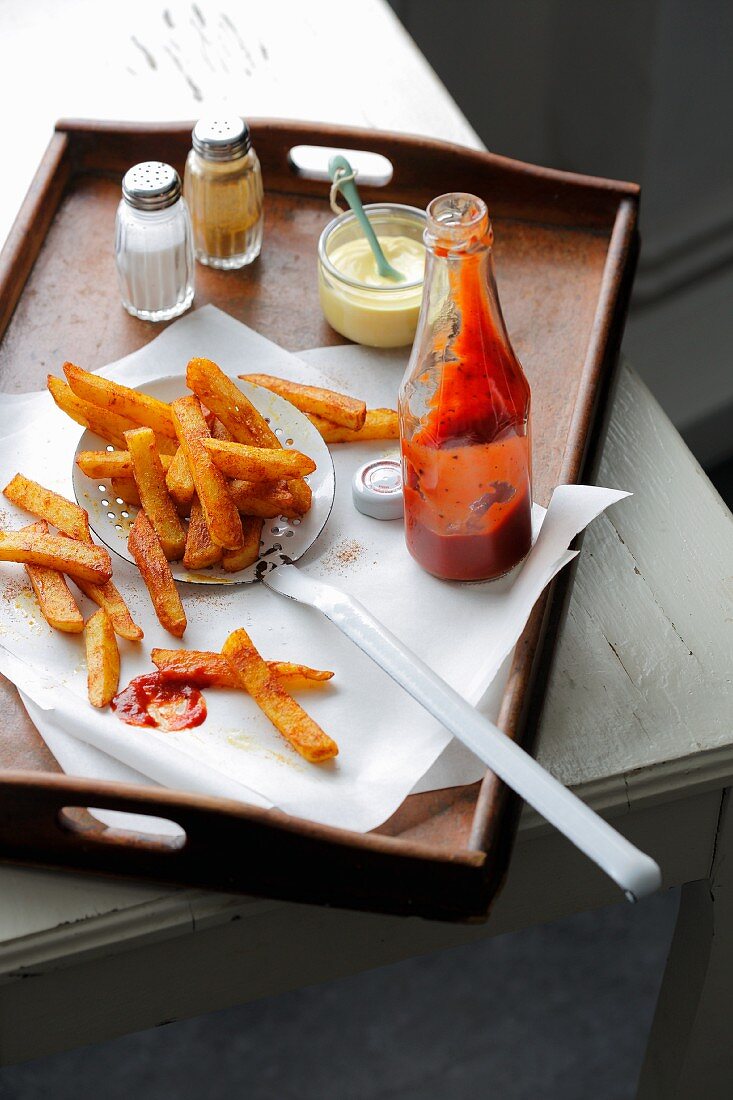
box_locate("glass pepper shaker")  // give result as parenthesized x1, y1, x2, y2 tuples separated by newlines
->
(114, 162, 195, 322)
(399, 193, 532, 581)
(184, 116, 264, 269)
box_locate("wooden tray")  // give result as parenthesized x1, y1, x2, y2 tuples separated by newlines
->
(0, 119, 638, 921)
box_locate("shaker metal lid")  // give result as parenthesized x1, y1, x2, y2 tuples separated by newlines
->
(192, 116, 252, 161)
(122, 162, 181, 211)
(352, 459, 404, 520)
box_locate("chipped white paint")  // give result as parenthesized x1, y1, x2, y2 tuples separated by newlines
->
(535, 366, 733, 805)
(0, 0, 731, 1074)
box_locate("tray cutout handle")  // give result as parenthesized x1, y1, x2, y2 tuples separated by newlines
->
(288, 145, 393, 186)
(58, 805, 187, 853)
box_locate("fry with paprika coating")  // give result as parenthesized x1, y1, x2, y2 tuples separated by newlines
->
(152, 648, 334, 690)
(22, 520, 84, 633)
(170, 396, 243, 551)
(85, 608, 120, 707)
(0, 531, 111, 583)
(222, 628, 338, 763)
(125, 427, 186, 560)
(240, 373, 366, 431)
(128, 511, 186, 637)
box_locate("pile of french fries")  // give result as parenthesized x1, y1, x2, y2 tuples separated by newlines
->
(60, 357, 322, 634)
(60, 358, 397, 637)
(0, 358, 393, 762)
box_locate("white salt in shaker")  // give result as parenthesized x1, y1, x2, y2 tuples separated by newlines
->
(115, 161, 195, 322)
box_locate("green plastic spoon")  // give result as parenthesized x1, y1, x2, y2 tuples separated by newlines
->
(328, 154, 405, 282)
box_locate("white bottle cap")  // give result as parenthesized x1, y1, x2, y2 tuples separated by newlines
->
(352, 459, 403, 520)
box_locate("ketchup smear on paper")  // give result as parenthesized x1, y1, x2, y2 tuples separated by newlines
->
(112, 673, 207, 732)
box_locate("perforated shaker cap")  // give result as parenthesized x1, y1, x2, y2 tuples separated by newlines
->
(122, 162, 182, 211)
(192, 116, 252, 161)
(352, 460, 403, 520)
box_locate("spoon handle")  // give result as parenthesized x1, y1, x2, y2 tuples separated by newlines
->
(264, 566, 662, 902)
(328, 155, 404, 282)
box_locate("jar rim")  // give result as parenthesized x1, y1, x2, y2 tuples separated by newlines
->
(318, 203, 427, 293)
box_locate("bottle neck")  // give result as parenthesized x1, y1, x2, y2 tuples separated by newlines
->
(421, 193, 514, 358)
(422, 240, 514, 371)
(404, 197, 529, 449)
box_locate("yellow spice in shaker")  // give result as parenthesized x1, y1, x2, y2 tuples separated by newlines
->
(184, 116, 264, 269)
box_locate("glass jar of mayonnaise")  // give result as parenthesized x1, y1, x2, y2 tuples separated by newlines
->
(317, 204, 426, 347)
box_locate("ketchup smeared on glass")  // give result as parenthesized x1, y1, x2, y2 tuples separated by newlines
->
(399, 193, 532, 581)
(112, 673, 207, 732)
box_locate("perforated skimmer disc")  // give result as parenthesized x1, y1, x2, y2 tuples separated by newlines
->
(72, 376, 335, 585)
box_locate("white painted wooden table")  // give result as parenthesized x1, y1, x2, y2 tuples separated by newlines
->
(0, 3, 731, 1095)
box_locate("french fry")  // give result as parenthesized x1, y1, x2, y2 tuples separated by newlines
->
(260, 662, 334, 691)
(186, 357, 276, 447)
(4, 473, 90, 541)
(211, 419, 233, 442)
(222, 516, 263, 572)
(85, 608, 120, 707)
(227, 479, 303, 519)
(307, 408, 399, 443)
(152, 648, 334, 691)
(222, 628, 338, 763)
(183, 497, 222, 570)
(22, 521, 84, 633)
(170, 396, 243, 551)
(125, 428, 186, 561)
(76, 450, 172, 480)
(240, 373, 367, 431)
(47, 376, 177, 455)
(0, 530, 111, 583)
(3, 473, 142, 640)
(48, 375, 138, 450)
(73, 577, 143, 642)
(287, 477, 312, 514)
(128, 511, 186, 637)
(110, 477, 141, 507)
(186, 359, 312, 513)
(166, 446, 196, 513)
(202, 439, 316, 481)
(64, 362, 177, 439)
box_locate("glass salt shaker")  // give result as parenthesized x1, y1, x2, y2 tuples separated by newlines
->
(184, 116, 264, 269)
(115, 162, 195, 322)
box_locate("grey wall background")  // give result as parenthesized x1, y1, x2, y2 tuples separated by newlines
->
(389, 0, 733, 468)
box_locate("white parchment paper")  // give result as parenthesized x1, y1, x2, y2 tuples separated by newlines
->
(0, 306, 628, 832)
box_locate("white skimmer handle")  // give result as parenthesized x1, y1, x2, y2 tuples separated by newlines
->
(265, 567, 661, 901)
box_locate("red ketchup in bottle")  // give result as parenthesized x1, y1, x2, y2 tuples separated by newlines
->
(399, 193, 532, 581)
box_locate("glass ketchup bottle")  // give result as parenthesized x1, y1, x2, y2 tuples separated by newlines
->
(399, 193, 532, 581)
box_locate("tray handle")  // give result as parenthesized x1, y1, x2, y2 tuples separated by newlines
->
(0, 772, 489, 918)
(288, 144, 393, 187)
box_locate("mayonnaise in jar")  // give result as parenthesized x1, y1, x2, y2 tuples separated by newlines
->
(318, 204, 426, 348)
